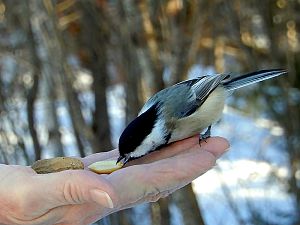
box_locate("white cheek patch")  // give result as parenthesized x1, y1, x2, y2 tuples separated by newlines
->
(130, 119, 167, 158)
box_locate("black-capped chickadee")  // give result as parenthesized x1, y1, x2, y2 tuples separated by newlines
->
(117, 69, 287, 164)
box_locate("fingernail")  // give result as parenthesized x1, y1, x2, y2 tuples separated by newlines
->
(90, 189, 114, 208)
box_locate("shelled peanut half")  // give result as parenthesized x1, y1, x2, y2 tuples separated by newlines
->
(31, 157, 123, 174)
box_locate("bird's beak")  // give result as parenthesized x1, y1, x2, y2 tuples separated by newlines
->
(116, 154, 131, 165)
(116, 155, 123, 164)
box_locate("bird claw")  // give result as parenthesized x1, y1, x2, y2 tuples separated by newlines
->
(199, 125, 211, 146)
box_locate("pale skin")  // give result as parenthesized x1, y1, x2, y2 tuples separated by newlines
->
(0, 136, 229, 225)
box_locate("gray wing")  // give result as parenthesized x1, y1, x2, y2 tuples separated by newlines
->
(174, 77, 206, 86)
(173, 74, 229, 118)
(192, 74, 230, 103)
(138, 78, 204, 115)
(139, 74, 230, 118)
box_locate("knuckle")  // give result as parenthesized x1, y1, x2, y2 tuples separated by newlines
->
(160, 190, 173, 198)
(141, 166, 165, 202)
(146, 194, 161, 202)
(62, 171, 83, 204)
(145, 189, 172, 202)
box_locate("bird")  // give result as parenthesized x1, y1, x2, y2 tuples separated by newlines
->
(117, 69, 287, 165)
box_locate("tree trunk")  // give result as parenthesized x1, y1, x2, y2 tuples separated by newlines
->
(25, 0, 42, 161)
(151, 198, 171, 225)
(79, 2, 113, 153)
(172, 184, 205, 225)
(91, 49, 113, 152)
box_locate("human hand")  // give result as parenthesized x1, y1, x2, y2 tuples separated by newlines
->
(0, 136, 229, 225)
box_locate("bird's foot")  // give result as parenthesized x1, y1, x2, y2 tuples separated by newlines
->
(199, 125, 211, 145)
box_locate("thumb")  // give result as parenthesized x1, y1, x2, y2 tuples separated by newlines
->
(30, 170, 115, 209)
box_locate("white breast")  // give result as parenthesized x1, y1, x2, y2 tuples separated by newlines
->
(130, 119, 167, 158)
(169, 87, 227, 142)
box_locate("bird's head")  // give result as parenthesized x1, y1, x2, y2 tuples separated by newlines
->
(117, 103, 168, 165)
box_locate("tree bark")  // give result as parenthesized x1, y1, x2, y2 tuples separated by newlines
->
(172, 184, 205, 225)
(25, 0, 42, 161)
(79, 2, 113, 152)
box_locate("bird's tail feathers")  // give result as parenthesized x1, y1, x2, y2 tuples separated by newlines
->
(222, 69, 287, 91)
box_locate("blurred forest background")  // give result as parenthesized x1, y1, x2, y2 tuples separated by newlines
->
(0, 0, 299, 225)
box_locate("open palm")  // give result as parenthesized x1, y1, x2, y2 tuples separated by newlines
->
(0, 136, 229, 225)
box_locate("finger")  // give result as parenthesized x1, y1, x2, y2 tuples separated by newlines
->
(126, 136, 198, 166)
(82, 150, 119, 167)
(106, 140, 225, 208)
(127, 136, 229, 166)
(201, 136, 229, 158)
(23, 170, 116, 214)
(81, 137, 197, 168)
(82, 137, 199, 168)
(52, 202, 107, 225)
(81, 136, 229, 167)
(142, 146, 217, 191)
